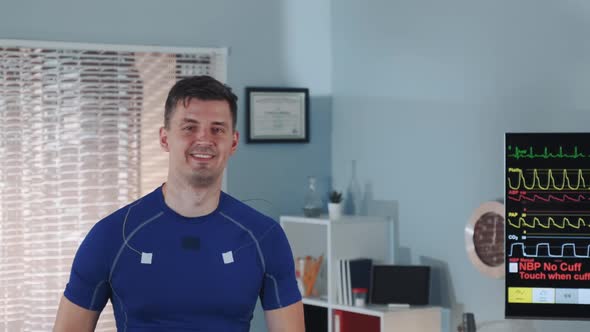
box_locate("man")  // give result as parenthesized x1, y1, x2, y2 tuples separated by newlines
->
(53, 76, 305, 331)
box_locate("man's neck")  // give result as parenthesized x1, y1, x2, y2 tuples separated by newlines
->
(162, 178, 221, 218)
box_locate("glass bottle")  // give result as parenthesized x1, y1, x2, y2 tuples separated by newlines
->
(303, 176, 322, 217)
(347, 160, 362, 215)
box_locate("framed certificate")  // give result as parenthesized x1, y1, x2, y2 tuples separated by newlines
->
(245, 87, 309, 143)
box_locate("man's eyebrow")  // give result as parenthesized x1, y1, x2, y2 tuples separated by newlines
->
(211, 121, 228, 127)
(179, 118, 198, 125)
(179, 119, 228, 127)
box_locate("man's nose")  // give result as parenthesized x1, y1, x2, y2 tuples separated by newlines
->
(195, 127, 212, 142)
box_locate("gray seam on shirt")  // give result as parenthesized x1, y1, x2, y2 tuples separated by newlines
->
(265, 273, 282, 308)
(109, 211, 164, 281)
(219, 211, 266, 272)
(258, 222, 278, 242)
(234, 222, 277, 253)
(110, 285, 128, 332)
(122, 199, 144, 255)
(89, 279, 107, 310)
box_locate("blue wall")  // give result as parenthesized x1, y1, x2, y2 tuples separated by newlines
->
(332, 0, 590, 331)
(0, 1, 332, 331)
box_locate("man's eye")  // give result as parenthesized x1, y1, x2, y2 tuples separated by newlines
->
(213, 127, 225, 134)
(183, 126, 194, 131)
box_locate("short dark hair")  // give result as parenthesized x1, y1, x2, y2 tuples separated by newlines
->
(164, 75, 238, 130)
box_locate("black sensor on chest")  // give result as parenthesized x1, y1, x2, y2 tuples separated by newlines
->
(181, 236, 200, 251)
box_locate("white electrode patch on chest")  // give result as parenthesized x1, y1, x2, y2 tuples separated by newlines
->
(222, 251, 234, 264)
(141, 252, 153, 264)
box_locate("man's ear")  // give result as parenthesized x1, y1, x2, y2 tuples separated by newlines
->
(230, 130, 239, 155)
(159, 127, 170, 152)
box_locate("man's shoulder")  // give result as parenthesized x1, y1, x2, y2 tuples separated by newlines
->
(219, 192, 278, 236)
(91, 188, 162, 236)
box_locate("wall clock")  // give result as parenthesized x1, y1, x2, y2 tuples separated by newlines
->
(465, 201, 505, 278)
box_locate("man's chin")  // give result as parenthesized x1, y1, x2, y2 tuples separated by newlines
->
(187, 172, 219, 187)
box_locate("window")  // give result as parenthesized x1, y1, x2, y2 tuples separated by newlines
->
(0, 40, 227, 331)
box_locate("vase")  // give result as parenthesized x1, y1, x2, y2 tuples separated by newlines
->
(328, 202, 342, 220)
(303, 176, 322, 217)
(346, 160, 362, 215)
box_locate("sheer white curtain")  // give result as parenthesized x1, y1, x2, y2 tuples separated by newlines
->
(0, 41, 227, 331)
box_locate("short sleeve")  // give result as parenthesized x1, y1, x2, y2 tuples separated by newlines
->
(259, 223, 302, 310)
(63, 220, 112, 312)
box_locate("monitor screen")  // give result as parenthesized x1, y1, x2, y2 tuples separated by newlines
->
(505, 132, 590, 320)
(370, 265, 430, 305)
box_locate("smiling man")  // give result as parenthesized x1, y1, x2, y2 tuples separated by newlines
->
(53, 76, 304, 332)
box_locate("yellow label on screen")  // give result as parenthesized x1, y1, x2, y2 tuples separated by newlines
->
(508, 287, 533, 303)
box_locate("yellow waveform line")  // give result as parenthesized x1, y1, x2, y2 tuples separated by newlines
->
(508, 217, 588, 229)
(507, 168, 587, 190)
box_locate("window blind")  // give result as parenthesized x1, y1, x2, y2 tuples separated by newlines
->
(0, 41, 227, 331)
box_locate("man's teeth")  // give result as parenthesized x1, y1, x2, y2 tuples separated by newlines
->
(191, 154, 213, 159)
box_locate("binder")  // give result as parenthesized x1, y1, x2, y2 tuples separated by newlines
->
(349, 258, 372, 291)
(333, 309, 343, 332)
(344, 259, 351, 306)
(337, 259, 346, 304)
(338, 310, 379, 332)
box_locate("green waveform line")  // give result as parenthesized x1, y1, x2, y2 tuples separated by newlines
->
(507, 145, 585, 159)
(507, 168, 588, 190)
(508, 217, 588, 229)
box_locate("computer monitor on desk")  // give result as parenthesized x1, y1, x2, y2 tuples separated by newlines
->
(369, 265, 431, 306)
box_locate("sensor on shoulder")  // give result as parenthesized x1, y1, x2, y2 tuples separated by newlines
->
(222, 251, 234, 264)
(141, 252, 153, 264)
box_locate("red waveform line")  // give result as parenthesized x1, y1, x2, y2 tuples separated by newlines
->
(508, 194, 589, 203)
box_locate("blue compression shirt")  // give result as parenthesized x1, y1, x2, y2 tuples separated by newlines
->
(64, 186, 301, 331)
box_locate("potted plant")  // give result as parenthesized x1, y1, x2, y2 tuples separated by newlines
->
(328, 190, 343, 220)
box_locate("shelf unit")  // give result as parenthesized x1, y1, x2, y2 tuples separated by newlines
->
(280, 215, 446, 332)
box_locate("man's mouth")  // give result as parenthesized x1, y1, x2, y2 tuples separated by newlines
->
(189, 152, 214, 161)
(191, 153, 213, 159)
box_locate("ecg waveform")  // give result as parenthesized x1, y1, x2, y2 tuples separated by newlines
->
(508, 193, 590, 203)
(508, 217, 588, 229)
(509, 242, 590, 258)
(507, 145, 586, 160)
(507, 169, 588, 190)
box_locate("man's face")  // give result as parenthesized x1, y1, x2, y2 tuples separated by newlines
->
(160, 98, 238, 188)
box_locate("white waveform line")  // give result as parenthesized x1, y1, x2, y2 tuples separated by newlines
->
(509, 242, 590, 258)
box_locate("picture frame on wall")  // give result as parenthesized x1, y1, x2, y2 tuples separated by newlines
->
(245, 87, 309, 143)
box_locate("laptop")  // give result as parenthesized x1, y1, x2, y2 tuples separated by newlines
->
(369, 265, 431, 306)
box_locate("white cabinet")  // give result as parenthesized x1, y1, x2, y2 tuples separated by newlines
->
(280, 215, 447, 332)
